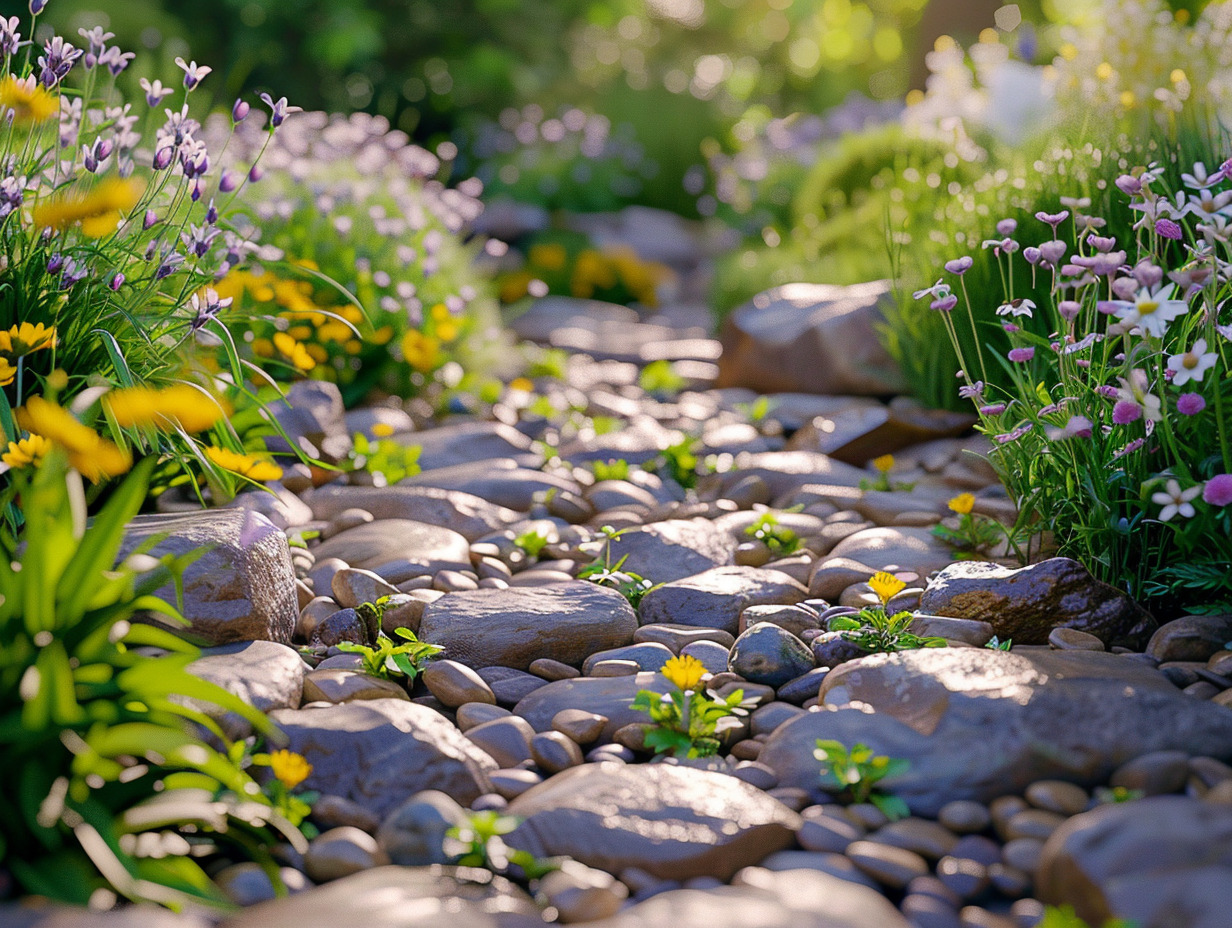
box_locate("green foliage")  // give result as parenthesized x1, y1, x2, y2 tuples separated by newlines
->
(444, 811, 560, 881)
(830, 608, 947, 653)
(346, 433, 422, 486)
(335, 624, 443, 683)
(651, 436, 702, 490)
(0, 452, 300, 909)
(513, 527, 551, 560)
(744, 511, 801, 557)
(577, 525, 660, 608)
(813, 740, 910, 821)
(588, 458, 631, 482)
(1093, 785, 1144, 805)
(1037, 904, 1136, 928)
(638, 360, 688, 396)
(932, 512, 1005, 556)
(985, 636, 1013, 651)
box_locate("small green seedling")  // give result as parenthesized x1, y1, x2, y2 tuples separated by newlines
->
(513, 527, 551, 560)
(445, 811, 560, 881)
(336, 615, 443, 682)
(745, 511, 800, 557)
(589, 458, 631, 481)
(577, 524, 661, 607)
(814, 740, 910, 820)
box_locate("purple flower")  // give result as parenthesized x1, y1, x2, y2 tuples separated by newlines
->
(1177, 393, 1206, 416)
(1035, 210, 1069, 232)
(931, 294, 958, 312)
(205, 199, 218, 224)
(1156, 218, 1183, 240)
(1203, 474, 1232, 507)
(30, 0, 49, 16)
(152, 146, 173, 171)
(218, 170, 238, 193)
(258, 93, 302, 129)
(958, 381, 984, 400)
(0, 17, 22, 57)
(1112, 400, 1142, 424)
(38, 35, 81, 86)
(143, 209, 159, 230)
(1096, 384, 1119, 399)
(1113, 438, 1145, 459)
(232, 99, 250, 123)
(108, 272, 124, 291)
(248, 164, 264, 183)
(46, 253, 64, 274)
(1023, 246, 1041, 265)
(980, 403, 1008, 415)
(1218, 158, 1232, 183)
(997, 218, 1018, 236)
(155, 251, 184, 280)
(1115, 174, 1143, 196)
(1133, 260, 1164, 288)
(1039, 240, 1067, 264)
(1088, 235, 1117, 253)
(1008, 347, 1035, 362)
(59, 256, 87, 289)
(944, 256, 973, 275)
(1058, 300, 1081, 320)
(174, 57, 212, 90)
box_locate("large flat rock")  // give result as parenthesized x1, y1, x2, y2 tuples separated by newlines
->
(759, 648, 1232, 815)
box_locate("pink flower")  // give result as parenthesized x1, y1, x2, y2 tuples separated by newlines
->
(1058, 300, 1081, 321)
(1176, 393, 1206, 416)
(1112, 401, 1142, 424)
(980, 403, 1007, 415)
(1008, 347, 1035, 362)
(1156, 218, 1183, 240)
(945, 256, 974, 275)
(1203, 474, 1232, 506)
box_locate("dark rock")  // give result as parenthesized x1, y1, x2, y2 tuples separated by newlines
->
(729, 623, 816, 687)
(1146, 614, 1232, 663)
(919, 558, 1157, 648)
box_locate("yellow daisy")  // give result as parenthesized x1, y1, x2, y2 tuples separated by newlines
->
(401, 330, 440, 373)
(31, 177, 142, 237)
(15, 396, 132, 482)
(661, 654, 708, 691)
(868, 571, 906, 606)
(0, 322, 58, 357)
(948, 493, 976, 516)
(0, 75, 58, 124)
(2, 434, 52, 469)
(105, 383, 227, 434)
(267, 749, 312, 789)
(204, 445, 283, 482)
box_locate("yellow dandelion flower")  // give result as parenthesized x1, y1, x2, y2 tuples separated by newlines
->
(251, 337, 274, 358)
(0, 75, 58, 123)
(273, 331, 316, 372)
(105, 383, 227, 434)
(0, 322, 58, 358)
(371, 422, 395, 438)
(204, 445, 283, 482)
(15, 396, 132, 482)
(31, 177, 142, 237)
(661, 654, 708, 691)
(868, 571, 906, 606)
(371, 325, 394, 346)
(948, 493, 976, 516)
(872, 454, 895, 474)
(1095, 61, 1114, 81)
(268, 749, 312, 789)
(401, 330, 440, 373)
(2, 434, 52, 469)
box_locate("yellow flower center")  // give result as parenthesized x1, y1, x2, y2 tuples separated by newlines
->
(1137, 300, 1158, 316)
(1183, 353, 1199, 369)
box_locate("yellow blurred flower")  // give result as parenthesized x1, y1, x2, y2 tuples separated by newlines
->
(268, 749, 312, 789)
(273, 331, 316, 372)
(15, 396, 132, 482)
(0, 322, 58, 358)
(948, 493, 976, 516)
(105, 384, 227, 434)
(204, 445, 283, 482)
(0, 358, 16, 387)
(872, 454, 895, 474)
(2, 434, 52, 469)
(371, 422, 395, 438)
(32, 177, 142, 237)
(401, 330, 440, 373)
(499, 271, 534, 304)
(868, 571, 906, 606)
(430, 303, 459, 342)
(529, 242, 568, 271)
(661, 654, 707, 691)
(509, 377, 534, 392)
(0, 75, 58, 123)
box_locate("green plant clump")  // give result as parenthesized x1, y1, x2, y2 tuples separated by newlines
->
(0, 453, 303, 909)
(444, 811, 560, 882)
(744, 511, 801, 557)
(631, 655, 754, 759)
(336, 624, 443, 683)
(577, 525, 660, 608)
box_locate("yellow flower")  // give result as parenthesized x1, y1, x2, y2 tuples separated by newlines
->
(2, 434, 51, 469)
(0, 322, 58, 357)
(948, 493, 976, 516)
(872, 454, 895, 474)
(204, 445, 283, 482)
(661, 654, 708, 691)
(268, 749, 312, 789)
(15, 396, 132, 482)
(430, 303, 459, 342)
(868, 571, 906, 606)
(371, 422, 395, 438)
(105, 384, 227, 434)
(31, 178, 142, 237)
(273, 331, 316, 372)
(0, 358, 16, 387)
(509, 377, 534, 392)
(0, 75, 58, 123)
(499, 271, 534, 304)
(529, 242, 568, 271)
(401, 330, 440, 373)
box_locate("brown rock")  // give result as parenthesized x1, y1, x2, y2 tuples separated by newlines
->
(638, 566, 808, 635)
(1146, 614, 1232, 663)
(599, 519, 738, 584)
(422, 660, 497, 707)
(845, 840, 930, 889)
(303, 827, 388, 883)
(302, 669, 409, 704)
(418, 581, 638, 671)
(120, 510, 298, 645)
(507, 762, 801, 881)
(310, 519, 471, 574)
(918, 558, 1157, 648)
(465, 716, 535, 768)
(1037, 795, 1232, 928)
(269, 699, 496, 819)
(531, 731, 585, 773)
(551, 709, 609, 745)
